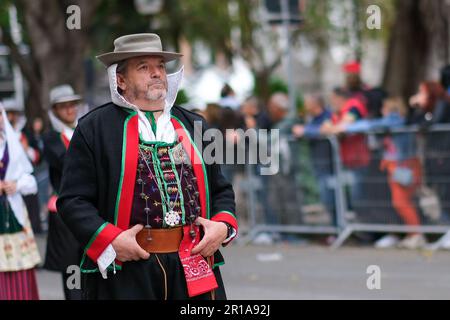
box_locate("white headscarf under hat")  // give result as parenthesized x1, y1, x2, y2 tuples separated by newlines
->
(107, 63, 184, 143)
(1, 98, 26, 133)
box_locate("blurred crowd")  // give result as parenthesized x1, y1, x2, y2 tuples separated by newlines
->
(190, 62, 450, 249)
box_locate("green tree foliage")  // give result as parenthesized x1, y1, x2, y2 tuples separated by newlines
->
(175, 88, 189, 105)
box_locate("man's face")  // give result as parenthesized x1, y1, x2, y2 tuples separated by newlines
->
(268, 103, 287, 123)
(117, 55, 168, 103)
(53, 101, 78, 125)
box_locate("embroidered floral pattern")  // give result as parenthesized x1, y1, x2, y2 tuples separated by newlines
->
(181, 254, 213, 282)
(0, 216, 41, 272)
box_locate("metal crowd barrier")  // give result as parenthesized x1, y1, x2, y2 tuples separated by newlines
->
(235, 133, 340, 245)
(234, 124, 450, 249)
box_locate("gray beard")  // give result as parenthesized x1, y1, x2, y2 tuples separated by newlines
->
(146, 88, 167, 101)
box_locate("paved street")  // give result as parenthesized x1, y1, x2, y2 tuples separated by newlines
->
(35, 234, 450, 300)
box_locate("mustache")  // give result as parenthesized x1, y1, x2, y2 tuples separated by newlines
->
(147, 80, 166, 87)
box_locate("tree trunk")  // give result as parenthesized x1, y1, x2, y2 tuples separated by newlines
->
(383, 0, 450, 102)
(254, 70, 271, 108)
(10, 0, 101, 124)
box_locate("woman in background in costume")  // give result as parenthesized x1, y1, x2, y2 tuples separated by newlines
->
(0, 102, 41, 300)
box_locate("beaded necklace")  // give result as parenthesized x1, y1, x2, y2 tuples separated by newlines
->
(136, 142, 202, 240)
(138, 146, 184, 226)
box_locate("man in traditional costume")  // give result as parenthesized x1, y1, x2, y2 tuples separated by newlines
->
(0, 102, 41, 300)
(42, 84, 83, 300)
(58, 33, 237, 300)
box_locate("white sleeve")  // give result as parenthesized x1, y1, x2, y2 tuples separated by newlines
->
(16, 173, 37, 196)
(97, 244, 117, 279)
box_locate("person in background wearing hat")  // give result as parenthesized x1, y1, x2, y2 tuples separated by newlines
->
(342, 60, 387, 119)
(342, 60, 368, 105)
(42, 84, 83, 300)
(2, 98, 43, 235)
(57, 33, 237, 300)
(0, 102, 41, 300)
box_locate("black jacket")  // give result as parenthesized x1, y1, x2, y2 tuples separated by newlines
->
(43, 129, 82, 272)
(57, 103, 237, 272)
(43, 130, 67, 191)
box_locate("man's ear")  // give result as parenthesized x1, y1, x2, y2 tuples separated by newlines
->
(117, 73, 127, 92)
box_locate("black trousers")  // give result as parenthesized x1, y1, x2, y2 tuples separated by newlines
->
(62, 272, 82, 300)
(81, 253, 227, 300)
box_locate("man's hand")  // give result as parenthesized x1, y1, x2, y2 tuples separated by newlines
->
(319, 121, 334, 135)
(191, 217, 228, 258)
(292, 124, 305, 138)
(2, 181, 17, 195)
(111, 224, 150, 262)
